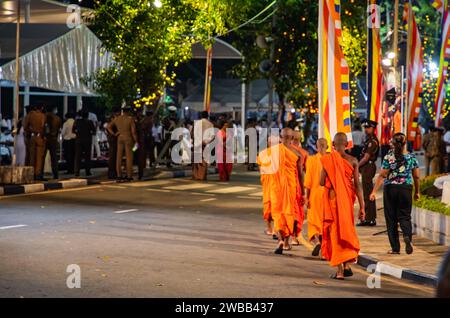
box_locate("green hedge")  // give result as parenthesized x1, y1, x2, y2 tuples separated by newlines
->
(413, 173, 450, 216)
(414, 195, 450, 216)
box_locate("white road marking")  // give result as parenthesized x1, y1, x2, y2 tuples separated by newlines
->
(114, 209, 139, 214)
(237, 196, 261, 200)
(206, 186, 256, 194)
(146, 189, 172, 193)
(0, 224, 28, 230)
(163, 183, 214, 191)
(126, 180, 173, 187)
(104, 185, 127, 189)
(200, 198, 217, 202)
(188, 192, 215, 196)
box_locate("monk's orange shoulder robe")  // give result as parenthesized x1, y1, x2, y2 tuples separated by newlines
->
(320, 151, 360, 267)
(291, 144, 308, 172)
(257, 147, 274, 222)
(304, 153, 325, 241)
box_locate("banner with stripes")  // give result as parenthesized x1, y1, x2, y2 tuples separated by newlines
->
(431, 0, 445, 14)
(318, 0, 353, 149)
(434, 3, 450, 126)
(404, 2, 424, 141)
(367, 0, 383, 130)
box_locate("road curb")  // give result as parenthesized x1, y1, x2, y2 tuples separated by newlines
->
(357, 254, 438, 287)
(0, 167, 219, 197)
(299, 234, 438, 287)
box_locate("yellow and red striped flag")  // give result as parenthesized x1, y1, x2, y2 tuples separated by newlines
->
(318, 0, 353, 149)
(434, 2, 450, 126)
(431, 0, 445, 14)
(367, 0, 383, 132)
(404, 2, 424, 141)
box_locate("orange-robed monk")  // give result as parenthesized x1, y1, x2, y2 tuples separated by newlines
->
(257, 128, 304, 254)
(276, 128, 304, 253)
(304, 138, 328, 257)
(292, 131, 309, 173)
(257, 135, 280, 237)
(320, 133, 365, 280)
(290, 130, 307, 246)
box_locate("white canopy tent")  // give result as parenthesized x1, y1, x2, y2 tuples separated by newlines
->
(0, 24, 113, 95)
(0, 24, 113, 115)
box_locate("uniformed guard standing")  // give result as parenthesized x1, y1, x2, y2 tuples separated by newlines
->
(358, 119, 380, 226)
(23, 104, 46, 180)
(44, 105, 62, 179)
(136, 109, 154, 180)
(107, 106, 138, 181)
(106, 107, 121, 180)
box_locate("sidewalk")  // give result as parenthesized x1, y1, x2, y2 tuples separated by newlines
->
(354, 195, 447, 286)
(300, 193, 447, 287)
(0, 165, 218, 196)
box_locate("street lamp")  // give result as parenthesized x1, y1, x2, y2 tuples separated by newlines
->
(387, 51, 396, 59)
(382, 58, 392, 67)
(154, 0, 162, 8)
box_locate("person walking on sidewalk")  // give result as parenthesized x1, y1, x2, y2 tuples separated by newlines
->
(357, 119, 379, 227)
(370, 133, 420, 255)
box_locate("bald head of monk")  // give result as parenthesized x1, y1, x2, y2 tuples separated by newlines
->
(317, 138, 328, 155)
(292, 131, 302, 146)
(332, 133, 348, 152)
(280, 128, 294, 146)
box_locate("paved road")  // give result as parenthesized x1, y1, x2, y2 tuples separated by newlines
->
(0, 170, 435, 298)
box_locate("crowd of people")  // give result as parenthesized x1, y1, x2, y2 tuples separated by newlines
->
(257, 119, 426, 280)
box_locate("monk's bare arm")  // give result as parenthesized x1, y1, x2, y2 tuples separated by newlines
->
(352, 160, 365, 219)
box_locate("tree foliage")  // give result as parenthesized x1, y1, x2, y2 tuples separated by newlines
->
(88, 0, 252, 109)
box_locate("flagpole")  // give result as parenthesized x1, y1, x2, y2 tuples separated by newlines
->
(404, 0, 412, 135)
(12, 0, 21, 167)
(393, 0, 399, 68)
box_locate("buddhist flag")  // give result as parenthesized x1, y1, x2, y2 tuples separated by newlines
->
(431, 0, 445, 14)
(404, 2, 424, 141)
(318, 0, 353, 149)
(367, 0, 383, 129)
(434, 3, 450, 126)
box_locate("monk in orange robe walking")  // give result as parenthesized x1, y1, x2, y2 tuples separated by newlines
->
(273, 128, 304, 253)
(304, 138, 328, 257)
(320, 133, 365, 280)
(290, 130, 307, 246)
(257, 135, 280, 238)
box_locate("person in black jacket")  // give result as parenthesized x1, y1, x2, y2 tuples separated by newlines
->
(72, 111, 95, 177)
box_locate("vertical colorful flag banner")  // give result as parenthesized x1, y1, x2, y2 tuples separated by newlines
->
(430, 0, 445, 14)
(404, 1, 424, 141)
(318, 0, 353, 149)
(203, 47, 213, 113)
(433, 1, 450, 125)
(367, 0, 383, 129)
